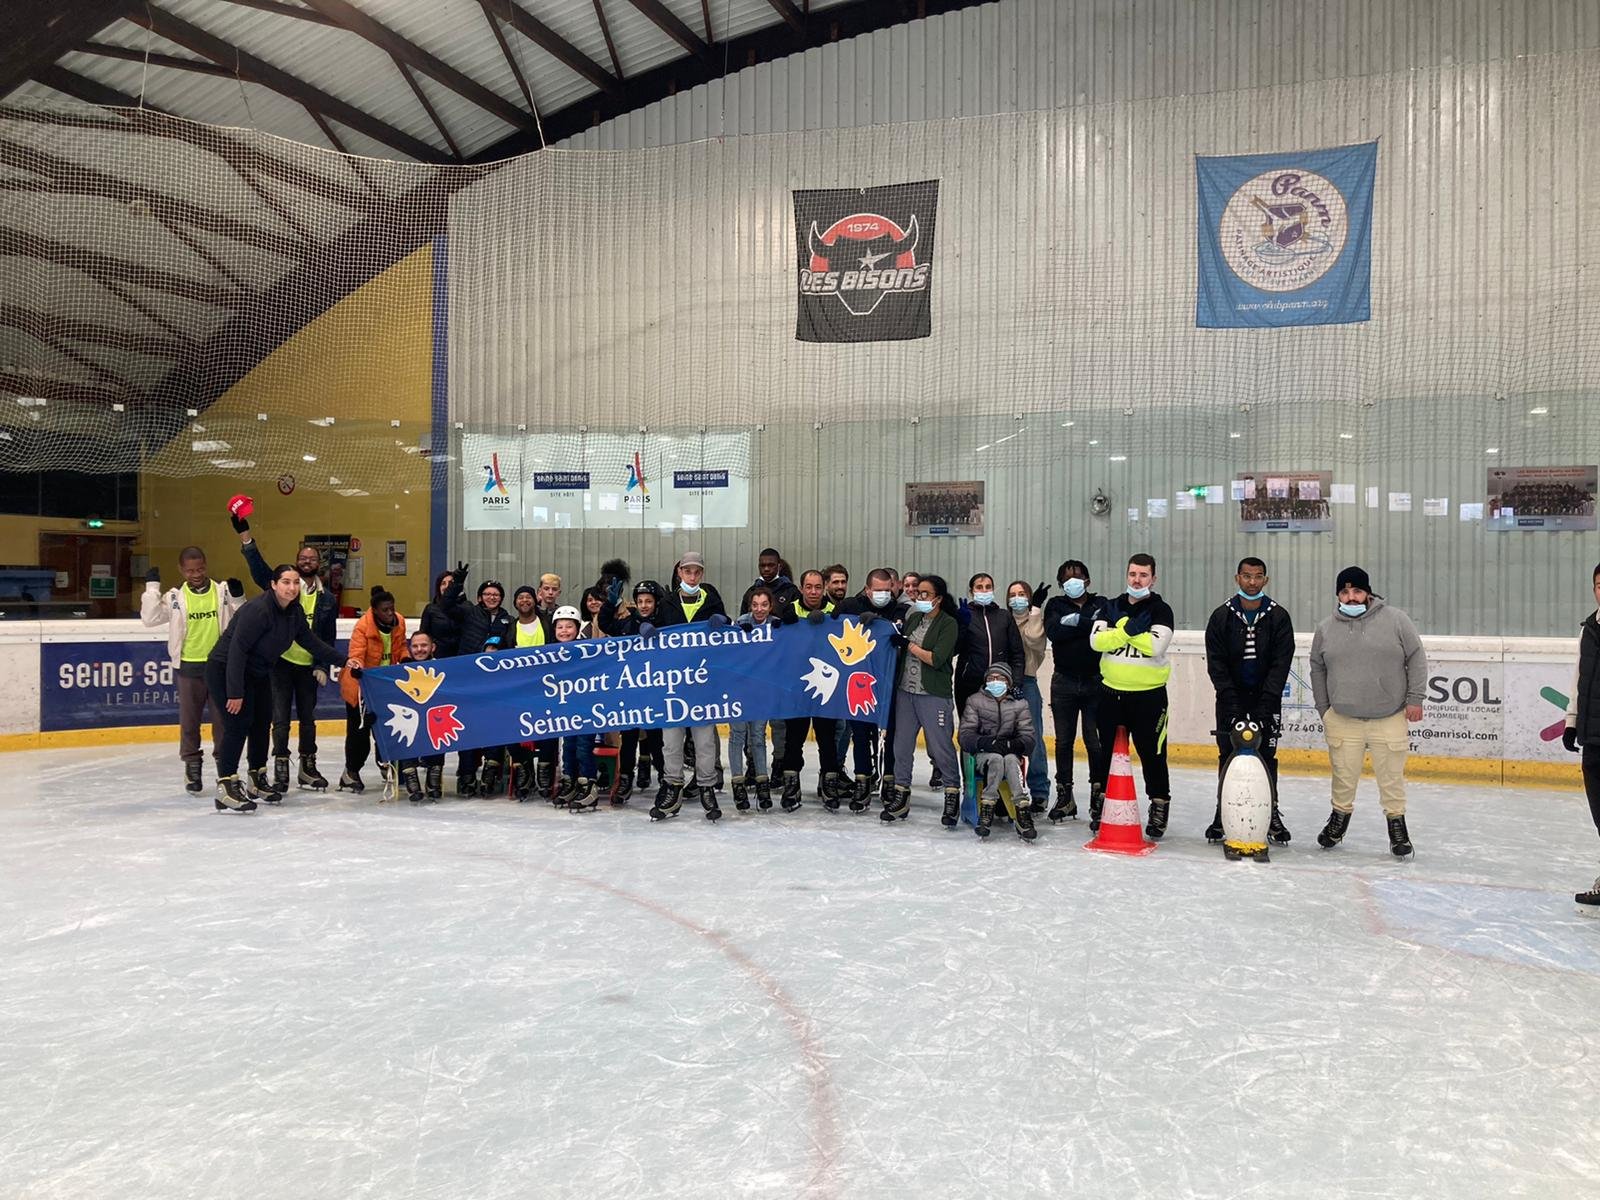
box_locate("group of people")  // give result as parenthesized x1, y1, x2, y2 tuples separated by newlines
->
(140, 499, 1494, 867)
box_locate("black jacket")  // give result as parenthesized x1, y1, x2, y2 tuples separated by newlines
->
(839, 591, 908, 623)
(241, 539, 337, 648)
(458, 602, 515, 654)
(740, 576, 800, 615)
(1574, 613, 1600, 744)
(209, 590, 342, 698)
(1042, 592, 1104, 682)
(420, 576, 468, 658)
(955, 602, 1026, 688)
(656, 583, 728, 627)
(1204, 596, 1296, 718)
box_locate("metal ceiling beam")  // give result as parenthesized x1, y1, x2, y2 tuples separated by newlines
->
(26, 66, 366, 217)
(0, 0, 141, 100)
(214, 0, 340, 27)
(0, 227, 238, 308)
(763, 0, 807, 36)
(492, 1, 623, 99)
(74, 42, 238, 79)
(591, 0, 624, 82)
(0, 304, 185, 359)
(0, 368, 128, 409)
(472, 0, 992, 161)
(126, 4, 448, 162)
(297, 0, 534, 134)
(625, 0, 713, 64)
(393, 59, 462, 159)
(477, 0, 537, 113)
(0, 135, 299, 258)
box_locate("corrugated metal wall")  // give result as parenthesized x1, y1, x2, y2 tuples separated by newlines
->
(447, 0, 1600, 636)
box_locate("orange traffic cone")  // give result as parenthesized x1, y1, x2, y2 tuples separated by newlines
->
(1085, 726, 1155, 856)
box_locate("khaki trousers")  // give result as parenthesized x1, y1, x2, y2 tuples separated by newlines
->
(1323, 709, 1410, 816)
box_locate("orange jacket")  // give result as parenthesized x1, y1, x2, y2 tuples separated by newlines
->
(341, 610, 409, 707)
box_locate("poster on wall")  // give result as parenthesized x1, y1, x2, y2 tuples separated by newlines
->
(302, 533, 352, 610)
(794, 180, 939, 343)
(462, 432, 750, 532)
(1485, 465, 1597, 531)
(905, 481, 984, 537)
(1234, 471, 1333, 532)
(1196, 141, 1377, 328)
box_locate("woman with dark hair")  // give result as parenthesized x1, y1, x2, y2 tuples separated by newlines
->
(338, 585, 410, 796)
(580, 585, 610, 640)
(420, 561, 468, 658)
(883, 573, 961, 825)
(206, 563, 349, 812)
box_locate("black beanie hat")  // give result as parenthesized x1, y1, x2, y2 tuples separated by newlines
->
(1335, 566, 1371, 594)
(513, 584, 537, 601)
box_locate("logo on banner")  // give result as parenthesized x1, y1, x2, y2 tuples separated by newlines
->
(1220, 169, 1349, 292)
(482, 453, 509, 495)
(385, 665, 465, 751)
(804, 213, 928, 316)
(846, 672, 878, 716)
(625, 452, 650, 504)
(803, 619, 881, 717)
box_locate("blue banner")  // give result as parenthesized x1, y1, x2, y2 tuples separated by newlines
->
(360, 619, 901, 762)
(1196, 140, 1377, 328)
(40, 640, 345, 732)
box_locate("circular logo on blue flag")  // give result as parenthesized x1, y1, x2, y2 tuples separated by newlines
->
(1220, 168, 1349, 292)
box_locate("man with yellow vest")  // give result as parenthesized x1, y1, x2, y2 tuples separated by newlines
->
(235, 509, 339, 795)
(507, 584, 557, 801)
(1089, 553, 1177, 839)
(140, 546, 245, 795)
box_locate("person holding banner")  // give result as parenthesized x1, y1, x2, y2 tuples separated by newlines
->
(884, 575, 961, 825)
(778, 569, 845, 811)
(728, 586, 778, 811)
(455, 580, 513, 797)
(839, 568, 906, 812)
(337, 585, 409, 796)
(206, 563, 350, 813)
(508, 585, 558, 802)
(394, 630, 444, 803)
(140, 545, 245, 796)
(606, 580, 667, 800)
(649, 552, 729, 822)
(549, 605, 603, 812)
(233, 506, 337, 795)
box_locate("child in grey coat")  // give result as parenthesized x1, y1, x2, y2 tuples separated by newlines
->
(957, 663, 1038, 840)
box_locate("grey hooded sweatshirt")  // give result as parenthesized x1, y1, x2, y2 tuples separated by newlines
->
(1309, 597, 1428, 720)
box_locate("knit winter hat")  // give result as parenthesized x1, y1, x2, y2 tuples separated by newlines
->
(1335, 566, 1371, 594)
(513, 585, 537, 601)
(984, 662, 1014, 685)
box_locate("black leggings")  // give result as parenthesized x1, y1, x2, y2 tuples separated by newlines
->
(1584, 744, 1600, 836)
(1091, 686, 1170, 800)
(271, 660, 321, 757)
(206, 661, 272, 778)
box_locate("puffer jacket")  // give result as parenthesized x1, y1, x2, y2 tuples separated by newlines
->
(957, 690, 1037, 758)
(340, 610, 409, 707)
(955, 603, 1026, 689)
(459, 602, 514, 655)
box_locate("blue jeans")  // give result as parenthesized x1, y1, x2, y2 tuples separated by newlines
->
(562, 734, 596, 780)
(1019, 676, 1050, 798)
(727, 721, 770, 778)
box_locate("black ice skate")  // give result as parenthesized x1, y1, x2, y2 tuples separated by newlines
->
(1316, 809, 1351, 848)
(650, 782, 684, 821)
(513, 762, 533, 802)
(849, 774, 875, 814)
(1014, 801, 1038, 842)
(298, 754, 329, 790)
(1088, 785, 1104, 832)
(553, 773, 576, 809)
(271, 755, 291, 794)
(248, 767, 278, 804)
(1268, 804, 1291, 845)
(975, 797, 994, 838)
(880, 784, 911, 822)
(941, 786, 961, 828)
(184, 759, 204, 795)
(821, 772, 845, 811)
(637, 759, 652, 790)
(928, 766, 945, 789)
(456, 772, 480, 798)
(1029, 794, 1047, 815)
(1145, 797, 1170, 840)
(1049, 784, 1077, 823)
(1204, 802, 1224, 843)
(1576, 878, 1600, 914)
(1386, 814, 1413, 858)
(700, 785, 722, 821)
(780, 770, 803, 813)
(337, 769, 365, 794)
(402, 765, 426, 804)
(755, 775, 773, 811)
(613, 771, 633, 807)
(534, 761, 555, 802)
(425, 765, 443, 801)
(569, 778, 600, 812)
(731, 775, 750, 811)
(215, 776, 256, 812)
(479, 758, 503, 798)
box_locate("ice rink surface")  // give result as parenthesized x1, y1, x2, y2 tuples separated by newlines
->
(5, 744, 1600, 1200)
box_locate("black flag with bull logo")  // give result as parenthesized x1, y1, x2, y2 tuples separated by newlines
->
(794, 180, 939, 343)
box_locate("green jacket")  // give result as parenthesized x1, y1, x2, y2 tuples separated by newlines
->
(895, 608, 959, 700)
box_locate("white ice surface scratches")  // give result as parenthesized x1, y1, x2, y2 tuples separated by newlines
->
(3, 746, 1600, 1198)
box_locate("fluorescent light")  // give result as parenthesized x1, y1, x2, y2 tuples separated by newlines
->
(191, 440, 231, 452)
(1486, 447, 1500, 454)
(110, 403, 125, 413)
(1109, 454, 1128, 462)
(1060, 420, 1075, 427)
(1229, 431, 1241, 439)
(302, 454, 317, 462)
(1339, 432, 1354, 439)
(210, 458, 256, 469)
(1529, 406, 1549, 415)
(1088, 439, 1100, 446)
(308, 417, 336, 427)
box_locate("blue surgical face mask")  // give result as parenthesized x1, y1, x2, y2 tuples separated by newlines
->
(1063, 578, 1087, 599)
(985, 680, 1008, 698)
(871, 590, 892, 607)
(1339, 602, 1367, 617)
(679, 579, 699, 595)
(1008, 596, 1029, 612)
(1128, 585, 1151, 600)
(1237, 588, 1262, 600)
(913, 598, 934, 614)
(972, 591, 994, 606)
